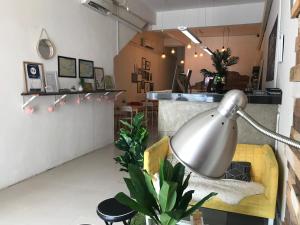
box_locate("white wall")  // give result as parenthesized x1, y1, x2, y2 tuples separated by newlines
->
(0, 0, 135, 189)
(151, 2, 265, 30)
(262, 0, 300, 220)
(185, 35, 259, 85)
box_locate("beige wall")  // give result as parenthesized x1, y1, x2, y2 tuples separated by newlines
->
(114, 32, 176, 104)
(185, 35, 260, 85)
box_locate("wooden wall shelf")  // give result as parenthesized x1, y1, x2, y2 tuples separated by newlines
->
(21, 89, 125, 113)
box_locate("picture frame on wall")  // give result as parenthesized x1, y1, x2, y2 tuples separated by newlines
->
(141, 57, 146, 69)
(58, 56, 77, 78)
(266, 18, 278, 82)
(150, 82, 154, 91)
(131, 73, 138, 83)
(23, 61, 45, 93)
(94, 67, 105, 90)
(45, 71, 59, 93)
(145, 60, 151, 71)
(137, 81, 142, 93)
(291, 0, 300, 18)
(144, 82, 150, 93)
(79, 59, 94, 79)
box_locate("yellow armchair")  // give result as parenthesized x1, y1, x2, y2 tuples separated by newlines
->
(144, 136, 278, 224)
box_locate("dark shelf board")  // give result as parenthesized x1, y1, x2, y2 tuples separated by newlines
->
(21, 89, 125, 96)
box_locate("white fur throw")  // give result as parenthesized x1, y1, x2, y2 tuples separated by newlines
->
(187, 174, 264, 205)
(165, 155, 265, 205)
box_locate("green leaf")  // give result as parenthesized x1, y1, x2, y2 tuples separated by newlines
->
(182, 192, 217, 218)
(159, 181, 177, 212)
(176, 190, 194, 211)
(120, 120, 133, 129)
(115, 192, 155, 218)
(160, 212, 178, 225)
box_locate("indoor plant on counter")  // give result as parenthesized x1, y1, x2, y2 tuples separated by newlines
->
(115, 160, 217, 225)
(201, 48, 239, 93)
(114, 112, 149, 172)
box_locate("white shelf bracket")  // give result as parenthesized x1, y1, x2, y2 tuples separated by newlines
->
(22, 95, 38, 110)
(114, 91, 124, 100)
(53, 94, 67, 106)
(84, 93, 92, 99)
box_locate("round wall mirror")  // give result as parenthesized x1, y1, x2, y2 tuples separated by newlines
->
(37, 38, 56, 60)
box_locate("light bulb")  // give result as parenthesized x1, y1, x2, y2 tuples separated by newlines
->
(171, 48, 175, 54)
(200, 53, 204, 57)
(180, 60, 185, 64)
(187, 44, 192, 49)
(221, 46, 226, 52)
(194, 52, 198, 58)
(161, 53, 166, 59)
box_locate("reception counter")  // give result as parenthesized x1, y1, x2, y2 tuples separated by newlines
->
(147, 91, 282, 147)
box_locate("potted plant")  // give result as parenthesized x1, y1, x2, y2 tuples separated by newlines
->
(115, 160, 217, 225)
(114, 113, 149, 172)
(201, 48, 239, 93)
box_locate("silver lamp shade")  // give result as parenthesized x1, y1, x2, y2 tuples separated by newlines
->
(169, 90, 248, 179)
(170, 90, 300, 179)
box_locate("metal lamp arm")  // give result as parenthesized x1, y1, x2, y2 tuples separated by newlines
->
(237, 109, 300, 149)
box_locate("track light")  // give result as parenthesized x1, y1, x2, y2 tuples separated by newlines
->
(203, 47, 213, 56)
(178, 26, 202, 44)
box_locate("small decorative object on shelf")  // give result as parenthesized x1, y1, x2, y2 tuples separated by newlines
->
(23, 61, 45, 93)
(58, 56, 77, 78)
(79, 59, 94, 79)
(45, 71, 59, 93)
(94, 67, 105, 90)
(104, 75, 115, 90)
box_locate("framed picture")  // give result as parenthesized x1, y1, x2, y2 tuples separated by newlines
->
(141, 57, 146, 69)
(149, 73, 153, 81)
(291, 0, 300, 18)
(150, 82, 154, 91)
(45, 71, 59, 93)
(94, 67, 105, 90)
(144, 82, 150, 93)
(104, 75, 115, 90)
(131, 73, 138, 83)
(58, 56, 76, 78)
(137, 81, 142, 93)
(23, 61, 45, 93)
(79, 59, 94, 78)
(145, 60, 151, 71)
(266, 18, 278, 82)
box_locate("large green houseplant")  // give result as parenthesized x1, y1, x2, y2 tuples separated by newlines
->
(114, 113, 149, 172)
(115, 160, 217, 225)
(201, 48, 239, 92)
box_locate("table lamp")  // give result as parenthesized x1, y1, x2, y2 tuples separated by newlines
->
(170, 90, 300, 179)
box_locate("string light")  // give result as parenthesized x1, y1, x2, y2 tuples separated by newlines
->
(194, 52, 198, 58)
(171, 48, 175, 54)
(161, 53, 166, 59)
(187, 44, 192, 49)
(200, 53, 204, 57)
(180, 60, 185, 64)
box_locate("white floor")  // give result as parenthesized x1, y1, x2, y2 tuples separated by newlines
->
(0, 144, 127, 225)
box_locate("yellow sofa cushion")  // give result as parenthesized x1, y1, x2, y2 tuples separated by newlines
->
(143, 137, 278, 219)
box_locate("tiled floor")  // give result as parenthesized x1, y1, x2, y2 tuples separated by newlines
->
(0, 143, 267, 225)
(0, 144, 126, 225)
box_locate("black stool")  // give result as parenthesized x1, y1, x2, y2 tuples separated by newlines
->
(97, 198, 136, 225)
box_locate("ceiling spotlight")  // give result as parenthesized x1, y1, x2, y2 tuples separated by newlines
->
(180, 60, 185, 64)
(161, 53, 166, 59)
(171, 48, 176, 54)
(194, 52, 198, 58)
(187, 44, 192, 49)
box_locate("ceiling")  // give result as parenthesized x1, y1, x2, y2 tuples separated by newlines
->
(140, 0, 265, 12)
(162, 23, 261, 46)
